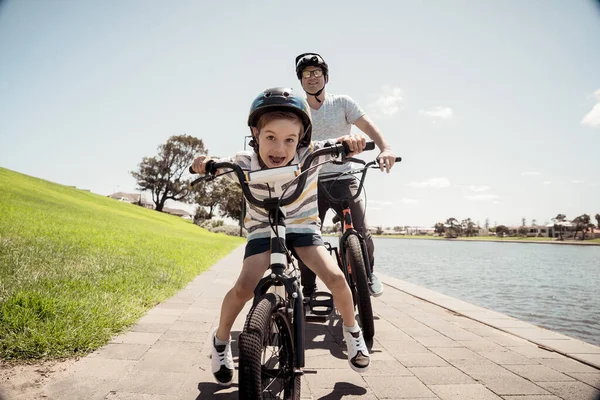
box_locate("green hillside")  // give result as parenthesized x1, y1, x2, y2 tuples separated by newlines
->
(0, 167, 243, 360)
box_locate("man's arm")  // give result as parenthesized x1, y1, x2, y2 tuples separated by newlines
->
(353, 115, 396, 173)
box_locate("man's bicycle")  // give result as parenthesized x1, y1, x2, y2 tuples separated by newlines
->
(191, 141, 375, 399)
(315, 155, 402, 342)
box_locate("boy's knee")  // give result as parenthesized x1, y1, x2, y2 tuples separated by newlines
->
(232, 282, 254, 301)
(323, 270, 346, 290)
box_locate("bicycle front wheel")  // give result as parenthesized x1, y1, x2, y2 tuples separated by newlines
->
(238, 293, 300, 400)
(346, 234, 375, 341)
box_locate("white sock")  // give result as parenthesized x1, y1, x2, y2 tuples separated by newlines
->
(343, 323, 360, 333)
(214, 333, 230, 345)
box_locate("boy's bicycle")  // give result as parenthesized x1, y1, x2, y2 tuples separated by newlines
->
(314, 155, 402, 342)
(191, 141, 375, 399)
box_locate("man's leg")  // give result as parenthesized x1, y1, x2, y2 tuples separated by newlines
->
(299, 179, 332, 298)
(334, 180, 381, 296)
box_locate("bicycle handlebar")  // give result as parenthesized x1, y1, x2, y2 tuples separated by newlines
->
(189, 141, 376, 209)
(318, 156, 402, 203)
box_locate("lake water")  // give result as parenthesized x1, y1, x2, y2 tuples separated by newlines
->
(368, 238, 600, 346)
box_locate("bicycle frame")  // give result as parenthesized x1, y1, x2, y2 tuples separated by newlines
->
(251, 199, 306, 369)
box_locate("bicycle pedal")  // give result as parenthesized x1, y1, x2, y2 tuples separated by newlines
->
(307, 291, 334, 316)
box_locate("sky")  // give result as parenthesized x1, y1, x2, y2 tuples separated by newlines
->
(1, 0, 599, 228)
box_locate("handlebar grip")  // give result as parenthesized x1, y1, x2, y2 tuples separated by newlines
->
(395, 157, 402, 162)
(188, 160, 217, 175)
(341, 140, 376, 155)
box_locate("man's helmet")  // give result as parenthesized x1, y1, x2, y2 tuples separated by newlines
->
(295, 53, 329, 80)
(247, 87, 312, 150)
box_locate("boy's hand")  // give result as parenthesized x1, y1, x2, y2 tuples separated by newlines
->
(337, 135, 367, 157)
(191, 156, 212, 174)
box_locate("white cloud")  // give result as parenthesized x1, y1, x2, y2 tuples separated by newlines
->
(520, 171, 541, 176)
(418, 107, 453, 120)
(581, 89, 600, 128)
(492, 201, 500, 204)
(369, 200, 393, 206)
(401, 198, 418, 204)
(571, 180, 584, 184)
(406, 177, 451, 188)
(467, 185, 490, 192)
(543, 181, 552, 185)
(465, 194, 499, 201)
(369, 86, 404, 117)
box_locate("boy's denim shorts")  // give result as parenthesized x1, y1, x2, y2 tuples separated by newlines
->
(244, 233, 324, 260)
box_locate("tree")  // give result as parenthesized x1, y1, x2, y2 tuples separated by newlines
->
(434, 222, 446, 235)
(518, 226, 529, 237)
(521, 217, 526, 226)
(484, 218, 490, 229)
(131, 135, 206, 212)
(531, 219, 537, 226)
(444, 217, 460, 238)
(461, 218, 476, 237)
(596, 213, 600, 229)
(191, 179, 243, 223)
(572, 214, 593, 240)
(217, 180, 243, 222)
(496, 225, 509, 237)
(552, 214, 567, 240)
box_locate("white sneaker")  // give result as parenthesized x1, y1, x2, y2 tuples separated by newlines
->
(211, 330, 234, 386)
(343, 327, 370, 373)
(369, 273, 384, 297)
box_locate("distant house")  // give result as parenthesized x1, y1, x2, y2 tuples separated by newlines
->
(107, 192, 153, 209)
(162, 207, 193, 219)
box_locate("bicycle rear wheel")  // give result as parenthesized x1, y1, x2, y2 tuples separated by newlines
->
(346, 235, 375, 341)
(238, 293, 300, 399)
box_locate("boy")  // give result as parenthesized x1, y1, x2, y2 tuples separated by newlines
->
(191, 87, 370, 386)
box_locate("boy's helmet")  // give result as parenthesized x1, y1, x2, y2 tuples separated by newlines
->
(248, 87, 312, 149)
(295, 53, 329, 80)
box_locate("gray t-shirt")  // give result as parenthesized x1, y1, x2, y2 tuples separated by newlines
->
(309, 93, 366, 180)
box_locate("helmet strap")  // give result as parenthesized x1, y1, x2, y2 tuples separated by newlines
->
(305, 87, 324, 103)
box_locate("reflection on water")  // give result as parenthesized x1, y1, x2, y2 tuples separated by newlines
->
(368, 238, 600, 346)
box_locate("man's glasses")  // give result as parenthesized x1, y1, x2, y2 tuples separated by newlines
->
(302, 69, 324, 79)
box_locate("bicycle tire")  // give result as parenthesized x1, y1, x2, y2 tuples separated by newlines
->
(238, 293, 300, 399)
(346, 235, 375, 341)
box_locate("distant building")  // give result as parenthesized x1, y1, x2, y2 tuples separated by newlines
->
(107, 192, 153, 209)
(162, 207, 193, 220)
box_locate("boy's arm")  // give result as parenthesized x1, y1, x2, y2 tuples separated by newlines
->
(353, 115, 396, 173)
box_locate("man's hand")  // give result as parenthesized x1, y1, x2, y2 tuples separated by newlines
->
(378, 149, 396, 173)
(191, 156, 212, 174)
(337, 135, 367, 157)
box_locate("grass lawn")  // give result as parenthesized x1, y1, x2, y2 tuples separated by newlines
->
(0, 168, 244, 361)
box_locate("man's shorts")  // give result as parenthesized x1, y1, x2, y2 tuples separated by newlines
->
(244, 233, 324, 260)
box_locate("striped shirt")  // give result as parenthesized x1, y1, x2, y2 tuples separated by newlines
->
(218, 140, 336, 241)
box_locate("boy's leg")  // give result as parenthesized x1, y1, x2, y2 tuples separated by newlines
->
(216, 251, 269, 340)
(211, 248, 269, 386)
(295, 244, 370, 372)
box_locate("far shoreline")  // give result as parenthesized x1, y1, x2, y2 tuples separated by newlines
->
(369, 235, 600, 246)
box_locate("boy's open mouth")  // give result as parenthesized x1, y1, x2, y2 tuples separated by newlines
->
(269, 156, 286, 166)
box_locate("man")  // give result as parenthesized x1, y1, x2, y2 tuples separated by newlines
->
(294, 52, 397, 301)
